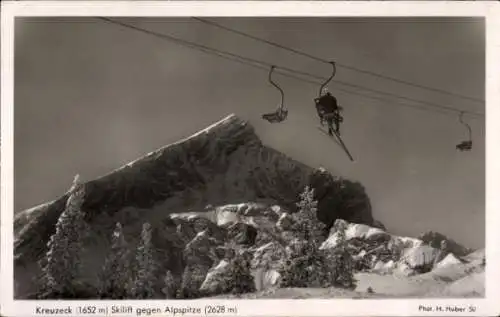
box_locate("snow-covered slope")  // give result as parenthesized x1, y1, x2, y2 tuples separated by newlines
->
(435, 253, 464, 269)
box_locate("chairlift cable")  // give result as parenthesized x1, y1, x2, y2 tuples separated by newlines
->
(193, 17, 485, 105)
(459, 111, 472, 141)
(98, 17, 485, 119)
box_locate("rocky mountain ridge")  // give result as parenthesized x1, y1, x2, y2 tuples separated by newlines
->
(14, 114, 375, 298)
(14, 114, 480, 299)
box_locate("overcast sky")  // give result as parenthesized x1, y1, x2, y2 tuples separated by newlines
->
(14, 17, 485, 248)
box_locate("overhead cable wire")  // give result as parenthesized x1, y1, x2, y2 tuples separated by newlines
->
(98, 17, 484, 119)
(279, 67, 485, 118)
(193, 17, 485, 105)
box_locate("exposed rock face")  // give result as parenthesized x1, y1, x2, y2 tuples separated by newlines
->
(200, 260, 232, 295)
(243, 203, 282, 222)
(308, 168, 373, 229)
(418, 231, 472, 257)
(320, 219, 390, 250)
(14, 114, 375, 298)
(226, 223, 258, 246)
(372, 220, 387, 231)
(171, 213, 227, 243)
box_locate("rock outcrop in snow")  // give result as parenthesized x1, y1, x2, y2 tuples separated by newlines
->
(318, 219, 477, 279)
(320, 220, 390, 250)
(418, 231, 472, 257)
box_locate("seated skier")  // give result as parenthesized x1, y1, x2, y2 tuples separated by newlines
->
(314, 88, 343, 136)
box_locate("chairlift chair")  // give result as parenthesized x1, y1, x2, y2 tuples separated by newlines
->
(262, 66, 288, 123)
(456, 111, 472, 151)
(314, 62, 343, 127)
(313, 61, 355, 162)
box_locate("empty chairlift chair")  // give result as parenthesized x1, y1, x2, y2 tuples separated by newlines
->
(456, 111, 472, 151)
(262, 66, 288, 123)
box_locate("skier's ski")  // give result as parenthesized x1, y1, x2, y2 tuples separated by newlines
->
(317, 126, 355, 162)
(317, 127, 341, 147)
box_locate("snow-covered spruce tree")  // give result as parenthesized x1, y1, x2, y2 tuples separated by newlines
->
(276, 258, 296, 288)
(131, 223, 157, 299)
(178, 264, 206, 299)
(277, 241, 310, 288)
(39, 174, 89, 298)
(99, 222, 132, 299)
(327, 220, 356, 289)
(294, 186, 326, 246)
(335, 220, 347, 248)
(161, 270, 177, 299)
(278, 186, 327, 287)
(277, 186, 331, 288)
(226, 250, 256, 295)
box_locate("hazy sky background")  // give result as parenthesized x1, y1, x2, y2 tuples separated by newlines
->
(14, 17, 485, 248)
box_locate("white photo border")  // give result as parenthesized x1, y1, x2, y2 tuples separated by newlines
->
(2, 1, 499, 316)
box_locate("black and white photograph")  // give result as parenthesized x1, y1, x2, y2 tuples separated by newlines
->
(2, 2, 500, 316)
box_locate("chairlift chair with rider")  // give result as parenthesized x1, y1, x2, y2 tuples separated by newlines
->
(314, 61, 343, 133)
(313, 61, 355, 162)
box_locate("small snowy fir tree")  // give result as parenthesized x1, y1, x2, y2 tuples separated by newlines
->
(99, 222, 132, 299)
(277, 186, 330, 288)
(335, 220, 347, 248)
(178, 264, 206, 299)
(294, 186, 325, 247)
(131, 223, 157, 299)
(161, 270, 177, 299)
(39, 174, 89, 298)
(277, 241, 310, 288)
(328, 220, 356, 289)
(277, 258, 296, 288)
(227, 251, 256, 295)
